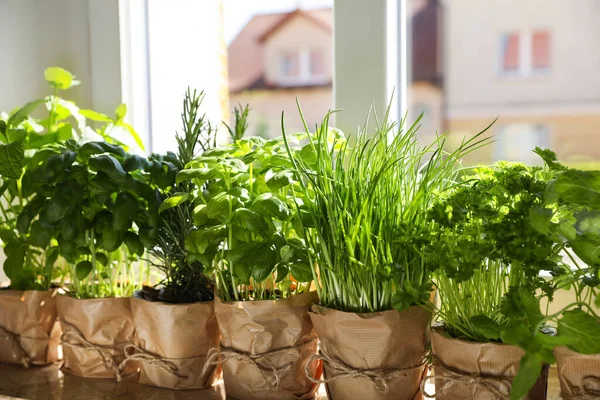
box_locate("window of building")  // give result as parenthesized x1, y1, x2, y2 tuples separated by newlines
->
(500, 33, 520, 72)
(494, 124, 550, 164)
(280, 51, 300, 78)
(532, 30, 551, 70)
(499, 30, 551, 76)
(309, 49, 325, 76)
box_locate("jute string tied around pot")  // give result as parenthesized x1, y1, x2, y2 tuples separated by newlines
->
(306, 350, 427, 395)
(60, 319, 130, 381)
(0, 325, 32, 367)
(116, 343, 196, 382)
(420, 357, 513, 400)
(561, 376, 600, 400)
(202, 338, 318, 391)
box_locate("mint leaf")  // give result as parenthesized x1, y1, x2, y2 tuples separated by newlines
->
(557, 309, 600, 354)
(510, 352, 543, 400)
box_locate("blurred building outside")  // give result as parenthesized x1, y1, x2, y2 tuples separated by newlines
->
(227, 0, 600, 168)
(227, 1, 443, 144)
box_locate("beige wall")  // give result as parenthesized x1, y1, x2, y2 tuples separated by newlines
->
(230, 87, 332, 138)
(448, 114, 600, 165)
(445, 0, 600, 119)
(409, 82, 444, 145)
(263, 16, 332, 85)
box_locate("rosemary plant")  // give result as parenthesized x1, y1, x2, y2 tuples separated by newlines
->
(147, 89, 217, 303)
(284, 104, 490, 313)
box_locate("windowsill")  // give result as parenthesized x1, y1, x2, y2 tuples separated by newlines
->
(496, 70, 552, 82)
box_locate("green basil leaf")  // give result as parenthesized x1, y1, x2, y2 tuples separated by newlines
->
(123, 155, 151, 172)
(124, 231, 144, 256)
(158, 192, 189, 214)
(0, 141, 24, 180)
(290, 261, 312, 282)
(7, 100, 44, 127)
(80, 141, 126, 159)
(88, 154, 127, 183)
(100, 230, 124, 252)
(266, 170, 294, 192)
(29, 220, 54, 248)
(251, 195, 291, 220)
(79, 109, 112, 123)
(75, 260, 93, 281)
(252, 263, 275, 283)
(94, 252, 109, 266)
(470, 315, 502, 340)
(115, 104, 127, 121)
(44, 67, 79, 90)
(112, 192, 139, 231)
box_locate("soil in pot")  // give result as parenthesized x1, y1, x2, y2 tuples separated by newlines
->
(0, 289, 61, 366)
(309, 304, 431, 400)
(56, 295, 135, 379)
(555, 346, 600, 399)
(120, 296, 220, 389)
(428, 328, 549, 400)
(212, 291, 321, 400)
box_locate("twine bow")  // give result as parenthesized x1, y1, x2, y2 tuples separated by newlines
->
(60, 319, 126, 381)
(0, 325, 31, 367)
(420, 357, 512, 400)
(306, 350, 427, 395)
(561, 376, 600, 400)
(117, 344, 189, 380)
(201, 338, 318, 391)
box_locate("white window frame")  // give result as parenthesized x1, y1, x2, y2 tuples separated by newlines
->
(333, 0, 406, 133)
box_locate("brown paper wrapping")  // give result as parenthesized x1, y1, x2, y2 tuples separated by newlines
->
(555, 346, 600, 399)
(430, 328, 549, 400)
(214, 291, 320, 400)
(0, 290, 61, 366)
(309, 304, 431, 400)
(56, 295, 135, 379)
(125, 297, 220, 389)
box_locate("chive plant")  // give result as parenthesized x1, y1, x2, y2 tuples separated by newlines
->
(284, 104, 490, 313)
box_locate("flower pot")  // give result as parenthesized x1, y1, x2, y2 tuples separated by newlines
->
(56, 295, 135, 379)
(212, 291, 321, 400)
(119, 297, 220, 389)
(0, 290, 61, 366)
(555, 346, 600, 399)
(309, 304, 431, 400)
(428, 328, 549, 400)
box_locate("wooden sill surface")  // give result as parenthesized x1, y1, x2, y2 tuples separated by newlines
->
(0, 363, 561, 399)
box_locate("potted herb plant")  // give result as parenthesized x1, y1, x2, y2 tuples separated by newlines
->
(283, 107, 488, 400)
(0, 67, 142, 368)
(524, 151, 600, 399)
(178, 129, 320, 400)
(118, 89, 222, 390)
(422, 157, 570, 400)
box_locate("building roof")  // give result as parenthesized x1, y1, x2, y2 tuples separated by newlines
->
(228, 4, 441, 93)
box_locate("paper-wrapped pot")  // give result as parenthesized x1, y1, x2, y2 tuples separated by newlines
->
(309, 304, 430, 400)
(122, 297, 220, 389)
(213, 291, 320, 400)
(0, 289, 61, 366)
(555, 346, 600, 399)
(57, 295, 135, 379)
(429, 328, 549, 400)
